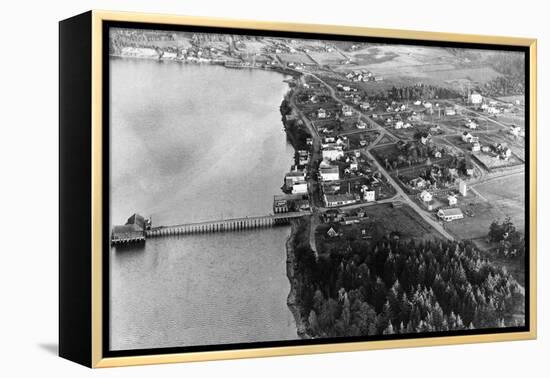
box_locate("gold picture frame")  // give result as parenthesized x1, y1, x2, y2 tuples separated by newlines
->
(59, 10, 537, 368)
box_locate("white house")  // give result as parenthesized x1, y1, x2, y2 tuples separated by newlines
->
(364, 190, 376, 202)
(472, 142, 481, 152)
(466, 119, 478, 129)
(420, 190, 433, 202)
(360, 102, 370, 110)
(448, 195, 458, 206)
(317, 108, 327, 119)
(356, 121, 367, 129)
(395, 121, 404, 129)
(462, 131, 474, 143)
(469, 92, 483, 105)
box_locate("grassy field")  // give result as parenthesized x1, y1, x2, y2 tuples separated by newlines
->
(445, 173, 525, 241)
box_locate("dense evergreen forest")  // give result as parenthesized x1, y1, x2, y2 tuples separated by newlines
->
(292, 221, 524, 338)
(374, 84, 462, 102)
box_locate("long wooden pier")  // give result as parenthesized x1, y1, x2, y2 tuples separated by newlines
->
(146, 212, 310, 238)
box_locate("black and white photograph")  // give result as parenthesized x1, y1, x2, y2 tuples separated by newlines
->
(107, 24, 529, 353)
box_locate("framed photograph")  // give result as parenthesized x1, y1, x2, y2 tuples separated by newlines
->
(59, 10, 537, 368)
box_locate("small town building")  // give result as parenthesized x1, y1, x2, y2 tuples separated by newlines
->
(466, 119, 478, 129)
(472, 142, 481, 152)
(285, 169, 306, 186)
(360, 102, 370, 110)
(291, 181, 308, 194)
(364, 190, 376, 202)
(487, 106, 500, 115)
(510, 125, 521, 136)
(322, 146, 344, 161)
(469, 92, 483, 105)
(420, 190, 433, 202)
(324, 193, 356, 207)
(395, 121, 404, 129)
(437, 208, 464, 222)
(306, 137, 313, 146)
(342, 105, 354, 117)
(320, 166, 340, 181)
(327, 227, 339, 238)
(317, 108, 327, 119)
(448, 195, 458, 206)
(462, 131, 474, 143)
(459, 179, 467, 196)
(298, 150, 310, 166)
(410, 177, 427, 189)
(445, 107, 456, 116)
(481, 145, 491, 153)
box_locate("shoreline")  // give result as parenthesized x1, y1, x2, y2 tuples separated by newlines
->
(279, 81, 311, 340)
(109, 52, 301, 77)
(285, 220, 310, 339)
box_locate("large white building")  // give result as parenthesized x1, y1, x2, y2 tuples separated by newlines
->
(469, 92, 483, 105)
(437, 208, 464, 222)
(320, 166, 340, 181)
(324, 193, 356, 207)
(291, 182, 308, 194)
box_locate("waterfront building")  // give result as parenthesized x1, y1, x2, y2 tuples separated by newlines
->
(291, 181, 308, 194)
(285, 169, 306, 186)
(111, 213, 150, 245)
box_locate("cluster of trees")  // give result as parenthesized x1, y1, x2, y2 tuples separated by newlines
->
(293, 229, 524, 338)
(280, 98, 311, 151)
(483, 52, 525, 97)
(489, 218, 525, 259)
(374, 85, 461, 102)
(483, 76, 525, 97)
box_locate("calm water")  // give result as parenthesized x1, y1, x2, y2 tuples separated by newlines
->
(109, 59, 298, 350)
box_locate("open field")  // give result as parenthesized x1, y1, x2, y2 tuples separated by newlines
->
(277, 53, 316, 65)
(308, 51, 346, 66)
(445, 173, 525, 241)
